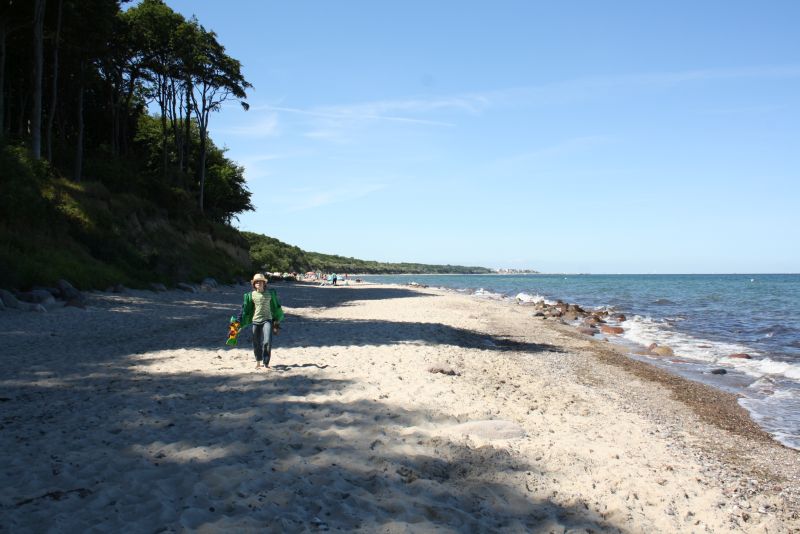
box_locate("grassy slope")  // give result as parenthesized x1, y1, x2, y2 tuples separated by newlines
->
(0, 146, 251, 290)
(1, 146, 490, 290)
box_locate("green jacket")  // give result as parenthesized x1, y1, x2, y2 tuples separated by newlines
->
(239, 289, 284, 327)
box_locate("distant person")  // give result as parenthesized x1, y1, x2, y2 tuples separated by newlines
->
(332, 273, 338, 286)
(238, 273, 285, 369)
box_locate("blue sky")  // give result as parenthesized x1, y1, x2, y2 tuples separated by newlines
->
(163, 1, 799, 273)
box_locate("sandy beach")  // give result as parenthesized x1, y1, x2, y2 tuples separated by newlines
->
(1, 281, 798, 533)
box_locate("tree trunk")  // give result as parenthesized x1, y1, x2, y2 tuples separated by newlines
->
(31, 0, 46, 159)
(183, 80, 192, 176)
(121, 87, 135, 156)
(74, 60, 85, 182)
(0, 25, 7, 138)
(198, 126, 207, 212)
(171, 79, 183, 172)
(17, 84, 27, 136)
(190, 86, 210, 213)
(158, 76, 169, 178)
(46, 0, 63, 162)
(110, 88, 118, 156)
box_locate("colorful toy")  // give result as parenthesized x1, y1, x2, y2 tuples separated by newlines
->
(226, 315, 246, 346)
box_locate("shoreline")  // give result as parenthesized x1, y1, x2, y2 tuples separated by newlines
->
(359, 275, 800, 451)
(1, 282, 798, 531)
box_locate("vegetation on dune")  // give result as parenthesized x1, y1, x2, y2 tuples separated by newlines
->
(243, 232, 491, 275)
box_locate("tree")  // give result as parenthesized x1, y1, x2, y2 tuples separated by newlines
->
(64, 0, 117, 181)
(184, 20, 250, 212)
(0, 0, 30, 139)
(44, 0, 63, 162)
(31, 0, 45, 159)
(126, 0, 185, 178)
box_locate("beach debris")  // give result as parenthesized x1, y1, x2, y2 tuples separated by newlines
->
(710, 368, 728, 375)
(56, 279, 81, 300)
(310, 517, 329, 531)
(200, 277, 219, 291)
(15, 487, 93, 507)
(64, 296, 86, 309)
(600, 325, 624, 335)
(396, 465, 418, 483)
(649, 344, 675, 357)
(0, 289, 47, 312)
(0, 288, 21, 309)
(584, 315, 606, 326)
(2, 280, 87, 311)
(15, 289, 55, 306)
(428, 364, 459, 376)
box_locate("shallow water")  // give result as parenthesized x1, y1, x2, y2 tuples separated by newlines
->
(361, 273, 800, 450)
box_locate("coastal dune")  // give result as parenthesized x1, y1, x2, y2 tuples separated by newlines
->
(1, 283, 798, 532)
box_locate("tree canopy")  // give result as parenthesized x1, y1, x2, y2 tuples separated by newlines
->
(0, 0, 253, 222)
(243, 232, 492, 275)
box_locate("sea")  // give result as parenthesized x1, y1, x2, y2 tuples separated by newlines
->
(359, 273, 800, 450)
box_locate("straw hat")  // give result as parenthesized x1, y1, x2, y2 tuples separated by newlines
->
(251, 273, 267, 287)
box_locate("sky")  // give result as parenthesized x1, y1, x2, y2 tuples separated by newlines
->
(161, 0, 799, 273)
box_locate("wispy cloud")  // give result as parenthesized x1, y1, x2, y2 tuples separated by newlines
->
(495, 136, 615, 168)
(242, 64, 800, 143)
(239, 151, 311, 181)
(213, 113, 280, 137)
(276, 183, 388, 212)
(476, 64, 800, 107)
(699, 104, 784, 115)
(261, 104, 457, 126)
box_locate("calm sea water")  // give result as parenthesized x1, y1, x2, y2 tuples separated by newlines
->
(360, 273, 800, 450)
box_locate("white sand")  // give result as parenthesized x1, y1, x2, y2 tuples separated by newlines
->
(1, 282, 798, 533)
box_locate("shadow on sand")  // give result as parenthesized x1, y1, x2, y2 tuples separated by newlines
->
(1, 285, 618, 531)
(2, 370, 624, 532)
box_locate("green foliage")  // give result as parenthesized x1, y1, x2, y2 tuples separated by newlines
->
(132, 114, 253, 221)
(0, 144, 55, 227)
(0, 228, 130, 290)
(0, 144, 250, 290)
(243, 232, 491, 275)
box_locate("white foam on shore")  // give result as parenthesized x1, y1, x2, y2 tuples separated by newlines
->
(622, 315, 752, 361)
(739, 389, 800, 450)
(513, 292, 558, 305)
(620, 315, 800, 383)
(472, 288, 507, 300)
(616, 314, 800, 450)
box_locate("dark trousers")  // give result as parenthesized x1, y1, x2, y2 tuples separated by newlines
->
(252, 320, 274, 365)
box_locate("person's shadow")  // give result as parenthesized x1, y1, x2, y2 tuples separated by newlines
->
(270, 363, 329, 371)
